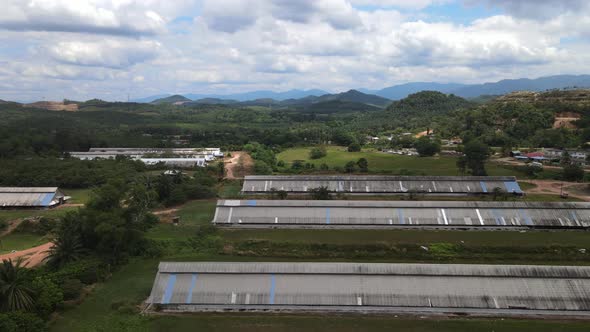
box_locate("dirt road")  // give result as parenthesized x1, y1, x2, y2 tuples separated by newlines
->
(224, 151, 253, 179)
(524, 180, 590, 201)
(0, 242, 53, 267)
(493, 157, 589, 172)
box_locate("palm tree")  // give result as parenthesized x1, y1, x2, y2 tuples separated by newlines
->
(44, 232, 85, 269)
(0, 259, 35, 311)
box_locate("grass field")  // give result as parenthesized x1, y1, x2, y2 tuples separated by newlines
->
(277, 146, 526, 177)
(221, 228, 590, 247)
(0, 206, 79, 224)
(218, 180, 243, 198)
(146, 200, 216, 241)
(0, 232, 49, 254)
(63, 188, 92, 204)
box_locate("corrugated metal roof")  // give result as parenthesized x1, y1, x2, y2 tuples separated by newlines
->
(242, 175, 522, 194)
(0, 187, 64, 207)
(157, 262, 590, 278)
(245, 175, 516, 181)
(212, 200, 590, 228)
(0, 187, 58, 193)
(217, 200, 588, 209)
(148, 262, 590, 313)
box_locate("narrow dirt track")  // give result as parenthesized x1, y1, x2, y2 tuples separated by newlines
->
(0, 242, 53, 267)
(0, 219, 23, 237)
(153, 208, 180, 215)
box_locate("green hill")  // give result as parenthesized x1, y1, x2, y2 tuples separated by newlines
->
(151, 94, 191, 104)
(386, 91, 474, 117)
(316, 90, 392, 108)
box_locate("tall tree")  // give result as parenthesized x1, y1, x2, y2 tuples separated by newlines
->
(459, 140, 490, 176)
(44, 215, 86, 269)
(0, 259, 35, 312)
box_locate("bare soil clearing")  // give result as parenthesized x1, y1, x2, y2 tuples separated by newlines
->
(0, 241, 52, 267)
(525, 180, 590, 201)
(225, 151, 253, 179)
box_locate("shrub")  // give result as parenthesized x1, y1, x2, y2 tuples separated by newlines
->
(357, 158, 369, 172)
(15, 217, 56, 235)
(32, 276, 63, 317)
(166, 187, 187, 206)
(309, 186, 331, 200)
(563, 164, 584, 182)
(414, 137, 441, 157)
(49, 258, 109, 286)
(184, 184, 216, 199)
(0, 312, 46, 332)
(345, 161, 357, 173)
(253, 160, 273, 175)
(277, 190, 288, 200)
(347, 142, 361, 152)
(291, 160, 305, 170)
(309, 146, 327, 159)
(319, 163, 329, 171)
(61, 279, 84, 301)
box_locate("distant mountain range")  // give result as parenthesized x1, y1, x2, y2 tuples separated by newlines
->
(137, 74, 590, 105)
(138, 89, 328, 103)
(152, 89, 392, 109)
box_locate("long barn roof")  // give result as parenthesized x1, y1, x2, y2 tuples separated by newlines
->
(241, 175, 523, 195)
(212, 200, 590, 229)
(148, 262, 590, 315)
(0, 187, 62, 207)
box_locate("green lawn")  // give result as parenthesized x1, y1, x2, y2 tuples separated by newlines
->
(0, 232, 49, 254)
(518, 181, 537, 191)
(221, 228, 590, 247)
(146, 200, 216, 241)
(218, 180, 243, 198)
(277, 146, 525, 177)
(63, 188, 93, 205)
(0, 206, 79, 224)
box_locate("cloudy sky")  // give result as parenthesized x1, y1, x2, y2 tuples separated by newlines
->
(0, 0, 589, 101)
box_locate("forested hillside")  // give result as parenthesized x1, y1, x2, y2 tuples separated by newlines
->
(1, 89, 589, 159)
(386, 91, 475, 118)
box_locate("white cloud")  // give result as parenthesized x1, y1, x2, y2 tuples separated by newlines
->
(350, 0, 448, 10)
(0, 0, 192, 36)
(1, 0, 590, 101)
(200, 0, 361, 33)
(468, 0, 590, 20)
(47, 40, 161, 68)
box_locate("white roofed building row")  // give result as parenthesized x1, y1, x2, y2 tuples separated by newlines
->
(242, 175, 523, 195)
(147, 262, 590, 317)
(0, 187, 69, 208)
(212, 200, 590, 229)
(67, 147, 224, 167)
